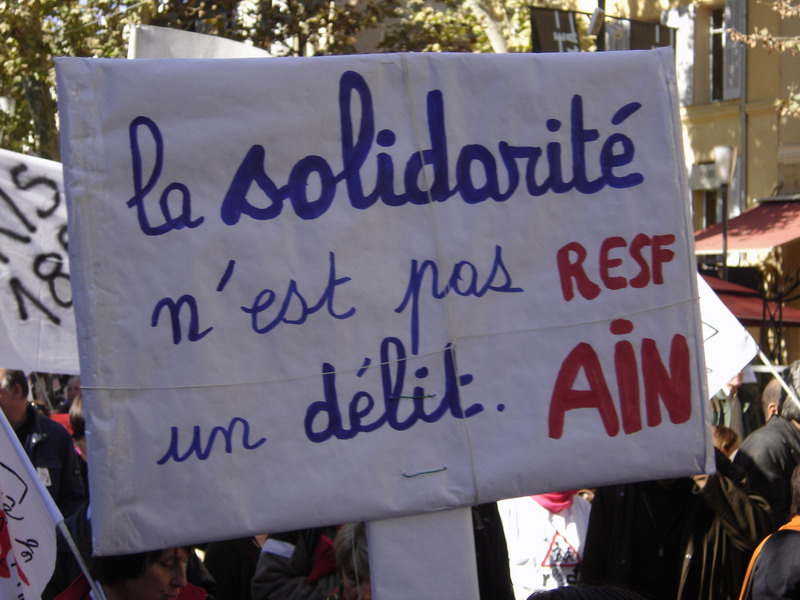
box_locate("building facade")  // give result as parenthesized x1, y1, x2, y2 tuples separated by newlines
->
(565, 0, 800, 362)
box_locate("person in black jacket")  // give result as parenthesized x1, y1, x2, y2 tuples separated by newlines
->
(0, 368, 85, 518)
(204, 535, 265, 600)
(740, 463, 800, 599)
(734, 368, 800, 528)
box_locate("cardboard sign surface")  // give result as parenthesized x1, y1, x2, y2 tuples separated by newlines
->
(56, 49, 711, 554)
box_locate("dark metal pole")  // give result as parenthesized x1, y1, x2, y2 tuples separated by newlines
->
(721, 182, 729, 280)
(596, 0, 606, 50)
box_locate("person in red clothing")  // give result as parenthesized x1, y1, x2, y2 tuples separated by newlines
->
(55, 547, 206, 600)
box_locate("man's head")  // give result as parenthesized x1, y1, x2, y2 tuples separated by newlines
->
(0, 368, 29, 430)
(761, 377, 783, 422)
(780, 360, 800, 423)
(66, 376, 81, 403)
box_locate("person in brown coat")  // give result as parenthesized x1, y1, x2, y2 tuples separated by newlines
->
(579, 449, 771, 600)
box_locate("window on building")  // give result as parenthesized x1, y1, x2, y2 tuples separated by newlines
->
(710, 8, 725, 101)
(706, 189, 720, 227)
(692, 188, 719, 231)
(666, 0, 744, 106)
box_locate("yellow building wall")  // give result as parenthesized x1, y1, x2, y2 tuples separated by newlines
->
(748, 102, 780, 200)
(748, 0, 782, 105)
(778, 3, 800, 191)
(602, 0, 670, 20)
(746, 0, 782, 202)
(656, 0, 800, 361)
(678, 0, 782, 211)
(746, 0, 800, 363)
(544, 0, 800, 361)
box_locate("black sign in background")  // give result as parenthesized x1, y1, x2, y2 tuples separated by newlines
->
(630, 21, 675, 50)
(529, 7, 676, 54)
(530, 7, 581, 53)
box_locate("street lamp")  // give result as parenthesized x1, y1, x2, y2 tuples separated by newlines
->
(714, 145, 736, 280)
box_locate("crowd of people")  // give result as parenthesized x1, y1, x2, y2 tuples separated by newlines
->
(5, 363, 800, 600)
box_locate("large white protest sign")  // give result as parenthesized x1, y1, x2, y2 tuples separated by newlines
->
(0, 410, 61, 600)
(0, 149, 79, 375)
(56, 49, 711, 554)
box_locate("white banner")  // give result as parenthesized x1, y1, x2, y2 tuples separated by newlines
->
(697, 274, 758, 396)
(56, 49, 712, 555)
(128, 25, 272, 59)
(0, 410, 61, 600)
(0, 148, 79, 375)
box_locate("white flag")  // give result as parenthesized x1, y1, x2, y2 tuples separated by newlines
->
(697, 274, 758, 398)
(128, 25, 272, 59)
(0, 410, 62, 600)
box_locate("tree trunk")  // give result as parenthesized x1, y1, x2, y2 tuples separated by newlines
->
(22, 76, 59, 161)
(464, 0, 508, 53)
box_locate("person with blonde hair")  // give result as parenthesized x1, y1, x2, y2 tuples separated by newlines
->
(712, 425, 741, 459)
(328, 523, 370, 600)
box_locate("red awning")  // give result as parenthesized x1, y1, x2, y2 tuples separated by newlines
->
(702, 274, 800, 327)
(694, 201, 800, 254)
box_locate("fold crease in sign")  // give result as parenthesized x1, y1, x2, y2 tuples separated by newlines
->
(0, 148, 79, 375)
(55, 49, 712, 555)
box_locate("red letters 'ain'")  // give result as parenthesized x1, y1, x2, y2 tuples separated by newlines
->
(548, 342, 620, 439)
(548, 334, 692, 439)
(642, 335, 691, 427)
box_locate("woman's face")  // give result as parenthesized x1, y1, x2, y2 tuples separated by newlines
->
(341, 568, 372, 600)
(116, 547, 190, 600)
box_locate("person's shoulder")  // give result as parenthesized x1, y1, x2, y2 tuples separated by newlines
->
(178, 582, 208, 600)
(270, 526, 336, 545)
(757, 528, 800, 565)
(594, 482, 637, 498)
(772, 528, 800, 541)
(739, 419, 789, 451)
(53, 574, 91, 600)
(35, 411, 73, 440)
(746, 419, 777, 438)
(765, 417, 800, 445)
